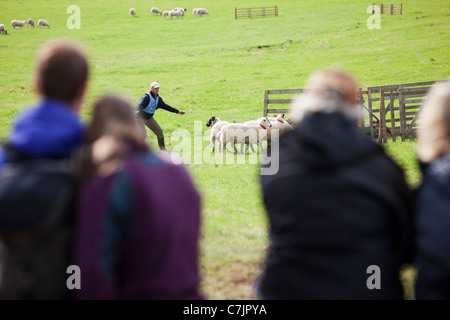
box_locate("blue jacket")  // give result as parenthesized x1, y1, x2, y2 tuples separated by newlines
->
(414, 156, 450, 300)
(136, 91, 179, 120)
(0, 98, 85, 165)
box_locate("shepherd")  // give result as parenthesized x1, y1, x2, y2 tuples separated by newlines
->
(135, 82, 185, 150)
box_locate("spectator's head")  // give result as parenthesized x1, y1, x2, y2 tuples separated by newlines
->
(84, 94, 145, 177)
(34, 39, 89, 111)
(418, 81, 450, 163)
(305, 68, 358, 106)
(87, 94, 143, 144)
(289, 68, 361, 125)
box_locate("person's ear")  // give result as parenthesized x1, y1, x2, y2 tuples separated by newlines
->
(33, 77, 44, 96)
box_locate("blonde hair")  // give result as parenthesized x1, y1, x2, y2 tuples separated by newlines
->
(418, 81, 450, 163)
(290, 68, 362, 125)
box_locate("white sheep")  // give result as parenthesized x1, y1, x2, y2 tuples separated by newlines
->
(219, 117, 272, 154)
(196, 8, 209, 16)
(129, 8, 136, 16)
(162, 11, 171, 18)
(192, 8, 198, 15)
(11, 20, 27, 28)
(173, 8, 187, 12)
(27, 18, 34, 27)
(38, 19, 50, 28)
(151, 7, 162, 15)
(0, 24, 7, 35)
(244, 114, 281, 126)
(245, 114, 293, 136)
(206, 116, 230, 152)
(270, 114, 293, 135)
(169, 10, 185, 19)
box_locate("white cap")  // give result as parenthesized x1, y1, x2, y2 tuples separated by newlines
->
(151, 82, 160, 89)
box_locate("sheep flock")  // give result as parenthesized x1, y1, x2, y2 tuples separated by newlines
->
(0, 18, 50, 35)
(1, 6, 209, 36)
(206, 114, 293, 154)
(129, 7, 209, 19)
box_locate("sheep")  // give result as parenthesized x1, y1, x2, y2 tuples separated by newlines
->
(129, 8, 136, 16)
(38, 19, 50, 28)
(162, 11, 171, 18)
(0, 24, 7, 35)
(270, 114, 293, 135)
(192, 8, 198, 15)
(169, 10, 185, 19)
(173, 8, 187, 12)
(219, 117, 272, 154)
(206, 116, 230, 152)
(245, 114, 293, 136)
(196, 8, 209, 16)
(151, 7, 162, 15)
(11, 20, 27, 28)
(27, 18, 34, 27)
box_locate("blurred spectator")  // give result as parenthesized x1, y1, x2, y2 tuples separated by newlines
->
(414, 81, 450, 300)
(0, 39, 89, 299)
(73, 94, 203, 300)
(258, 68, 414, 300)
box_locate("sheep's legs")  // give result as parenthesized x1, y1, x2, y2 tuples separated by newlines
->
(258, 142, 265, 153)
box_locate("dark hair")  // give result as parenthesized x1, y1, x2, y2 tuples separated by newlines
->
(36, 39, 89, 104)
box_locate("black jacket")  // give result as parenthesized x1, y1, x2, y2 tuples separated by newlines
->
(414, 156, 450, 300)
(136, 91, 179, 120)
(259, 112, 414, 300)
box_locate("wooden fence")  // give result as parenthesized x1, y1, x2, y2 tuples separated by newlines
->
(371, 3, 403, 15)
(263, 80, 443, 143)
(235, 6, 278, 19)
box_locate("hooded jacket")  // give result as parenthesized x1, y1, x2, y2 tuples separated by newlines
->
(259, 111, 414, 300)
(0, 98, 85, 165)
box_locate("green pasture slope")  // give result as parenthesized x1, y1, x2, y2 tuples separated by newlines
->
(0, 0, 449, 299)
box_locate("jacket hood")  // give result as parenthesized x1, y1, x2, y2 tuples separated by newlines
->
(279, 112, 382, 170)
(9, 98, 85, 158)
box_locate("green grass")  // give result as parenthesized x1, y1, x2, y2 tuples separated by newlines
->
(0, 0, 449, 299)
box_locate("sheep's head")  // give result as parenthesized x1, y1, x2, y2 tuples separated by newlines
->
(276, 114, 285, 123)
(206, 116, 216, 127)
(259, 117, 272, 129)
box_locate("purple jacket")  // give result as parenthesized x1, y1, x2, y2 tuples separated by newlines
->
(74, 147, 203, 300)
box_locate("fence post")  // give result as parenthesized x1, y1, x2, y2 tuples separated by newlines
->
(372, 3, 375, 14)
(368, 88, 375, 139)
(400, 3, 403, 15)
(235, 7, 237, 20)
(399, 86, 406, 141)
(381, 4, 384, 14)
(263, 90, 269, 117)
(389, 90, 396, 142)
(247, 8, 251, 18)
(275, 6, 278, 16)
(390, 4, 393, 14)
(379, 87, 387, 143)
(358, 88, 365, 135)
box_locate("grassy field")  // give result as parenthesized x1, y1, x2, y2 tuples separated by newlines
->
(0, 0, 449, 299)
